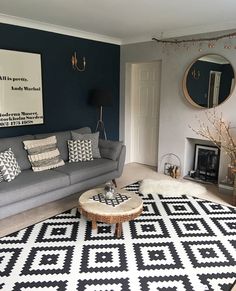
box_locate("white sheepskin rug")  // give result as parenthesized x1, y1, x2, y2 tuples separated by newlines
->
(139, 179, 206, 196)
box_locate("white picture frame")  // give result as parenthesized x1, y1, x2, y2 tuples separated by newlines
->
(0, 49, 44, 127)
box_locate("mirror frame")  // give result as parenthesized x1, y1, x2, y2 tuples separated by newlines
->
(183, 54, 236, 108)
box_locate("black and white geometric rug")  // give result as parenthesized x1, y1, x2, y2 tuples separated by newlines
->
(0, 182, 236, 291)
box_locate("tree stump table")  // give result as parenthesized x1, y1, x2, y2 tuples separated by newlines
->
(78, 188, 143, 238)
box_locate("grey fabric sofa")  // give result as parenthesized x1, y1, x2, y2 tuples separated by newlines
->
(0, 127, 126, 220)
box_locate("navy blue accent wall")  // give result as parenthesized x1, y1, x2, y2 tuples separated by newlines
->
(0, 23, 120, 139)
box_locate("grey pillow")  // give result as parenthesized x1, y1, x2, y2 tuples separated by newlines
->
(98, 139, 123, 161)
(72, 127, 92, 134)
(71, 131, 101, 158)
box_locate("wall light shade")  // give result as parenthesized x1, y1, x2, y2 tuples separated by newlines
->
(89, 89, 113, 140)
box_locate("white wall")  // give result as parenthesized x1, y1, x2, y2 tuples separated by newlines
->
(120, 32, 236, 181)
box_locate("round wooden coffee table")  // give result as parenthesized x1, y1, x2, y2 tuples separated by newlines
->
(78, 188, 143, 238)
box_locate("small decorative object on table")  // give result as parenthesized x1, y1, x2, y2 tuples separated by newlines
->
(104, 181, 116, 199)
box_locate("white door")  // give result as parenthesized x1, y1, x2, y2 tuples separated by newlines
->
(208, 70, 221, 107)
(130, 62, 161, 166)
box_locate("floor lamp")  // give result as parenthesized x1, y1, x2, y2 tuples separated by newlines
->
(89, 89, 112, 140)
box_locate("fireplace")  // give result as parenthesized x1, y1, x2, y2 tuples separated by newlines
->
(189, 144, 220, 183)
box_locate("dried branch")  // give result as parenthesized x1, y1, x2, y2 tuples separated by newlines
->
(190, 110, 236, 162)
(152, 32, 236, 44)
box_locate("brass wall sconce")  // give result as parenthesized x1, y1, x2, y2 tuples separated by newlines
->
(71, 51, 86, 72)
(191, 68, 200, 80)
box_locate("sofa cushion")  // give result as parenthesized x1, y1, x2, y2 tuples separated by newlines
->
(68, 140, 93, 162)
(54, 159, 118, 184)
(0, 172, 3, 183)
(99, 139, 123, 161)
(35, 131, 71, 162)
(23, 136, 65, 172)
(34, 127, 92, 162)
(71, 131, 101, 158)
(0, 169, 70, 207)
(0, 148, 21, 182)
(0, 135, 34, 170)
(72, 127, 91, 134)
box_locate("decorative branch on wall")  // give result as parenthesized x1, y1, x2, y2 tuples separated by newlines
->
(152, 32, 236, 52)
(71, 51, 86, 71)
(189, 109, 236, 163)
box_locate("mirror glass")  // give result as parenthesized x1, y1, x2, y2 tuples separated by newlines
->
(183, 54, 235, 108)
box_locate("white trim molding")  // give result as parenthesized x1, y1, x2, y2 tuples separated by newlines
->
(1, 13, 236, 45)
(0, 13, 122, 45)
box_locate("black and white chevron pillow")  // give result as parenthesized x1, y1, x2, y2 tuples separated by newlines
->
(68, 140, 93, 162)
(0, 171, 4, 183)
(0, 148, 21, 182)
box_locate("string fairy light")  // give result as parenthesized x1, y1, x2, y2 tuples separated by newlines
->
(152, 32, 236, 51)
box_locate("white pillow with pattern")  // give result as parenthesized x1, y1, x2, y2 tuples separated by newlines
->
(68, 139, 93, 162)
(0, 171, 3, 183)
(23, 136, 65, 172)
(0, 148, 21, 182)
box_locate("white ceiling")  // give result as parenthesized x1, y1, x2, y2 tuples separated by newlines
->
(1, 0, 236, 44)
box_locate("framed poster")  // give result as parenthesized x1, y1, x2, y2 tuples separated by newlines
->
(0, 49, 44, 127)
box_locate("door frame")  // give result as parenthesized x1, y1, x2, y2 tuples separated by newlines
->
(123, 60, 162, 165)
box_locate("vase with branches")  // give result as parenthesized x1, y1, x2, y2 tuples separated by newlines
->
(189, 110, 236, 166)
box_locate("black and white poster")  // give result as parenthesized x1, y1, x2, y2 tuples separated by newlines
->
(0, 49, 44, 127)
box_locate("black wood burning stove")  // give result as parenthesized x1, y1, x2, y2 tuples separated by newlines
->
(193, 144, 220, 182)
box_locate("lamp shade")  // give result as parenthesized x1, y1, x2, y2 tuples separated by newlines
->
(89, 89, 112, 107)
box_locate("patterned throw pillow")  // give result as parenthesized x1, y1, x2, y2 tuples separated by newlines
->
(0, 148, 21, 182)
(68, 140, 93, 162)
(23, 136, 65, 172)
(71, 131, 101, 158)
(0, 172, 3, 182)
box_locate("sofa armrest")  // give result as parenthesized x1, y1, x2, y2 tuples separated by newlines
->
(98, 139, 123, 161)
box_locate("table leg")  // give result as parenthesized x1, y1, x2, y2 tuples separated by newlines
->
(115, 223, 122, 238)
(92, 220, 97, 229)
(112, 179, 117, 188)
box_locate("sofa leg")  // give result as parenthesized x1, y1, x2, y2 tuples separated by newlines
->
(112, 179, 117, 188)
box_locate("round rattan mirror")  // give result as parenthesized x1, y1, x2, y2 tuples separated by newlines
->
(183, 54, 235, 108)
